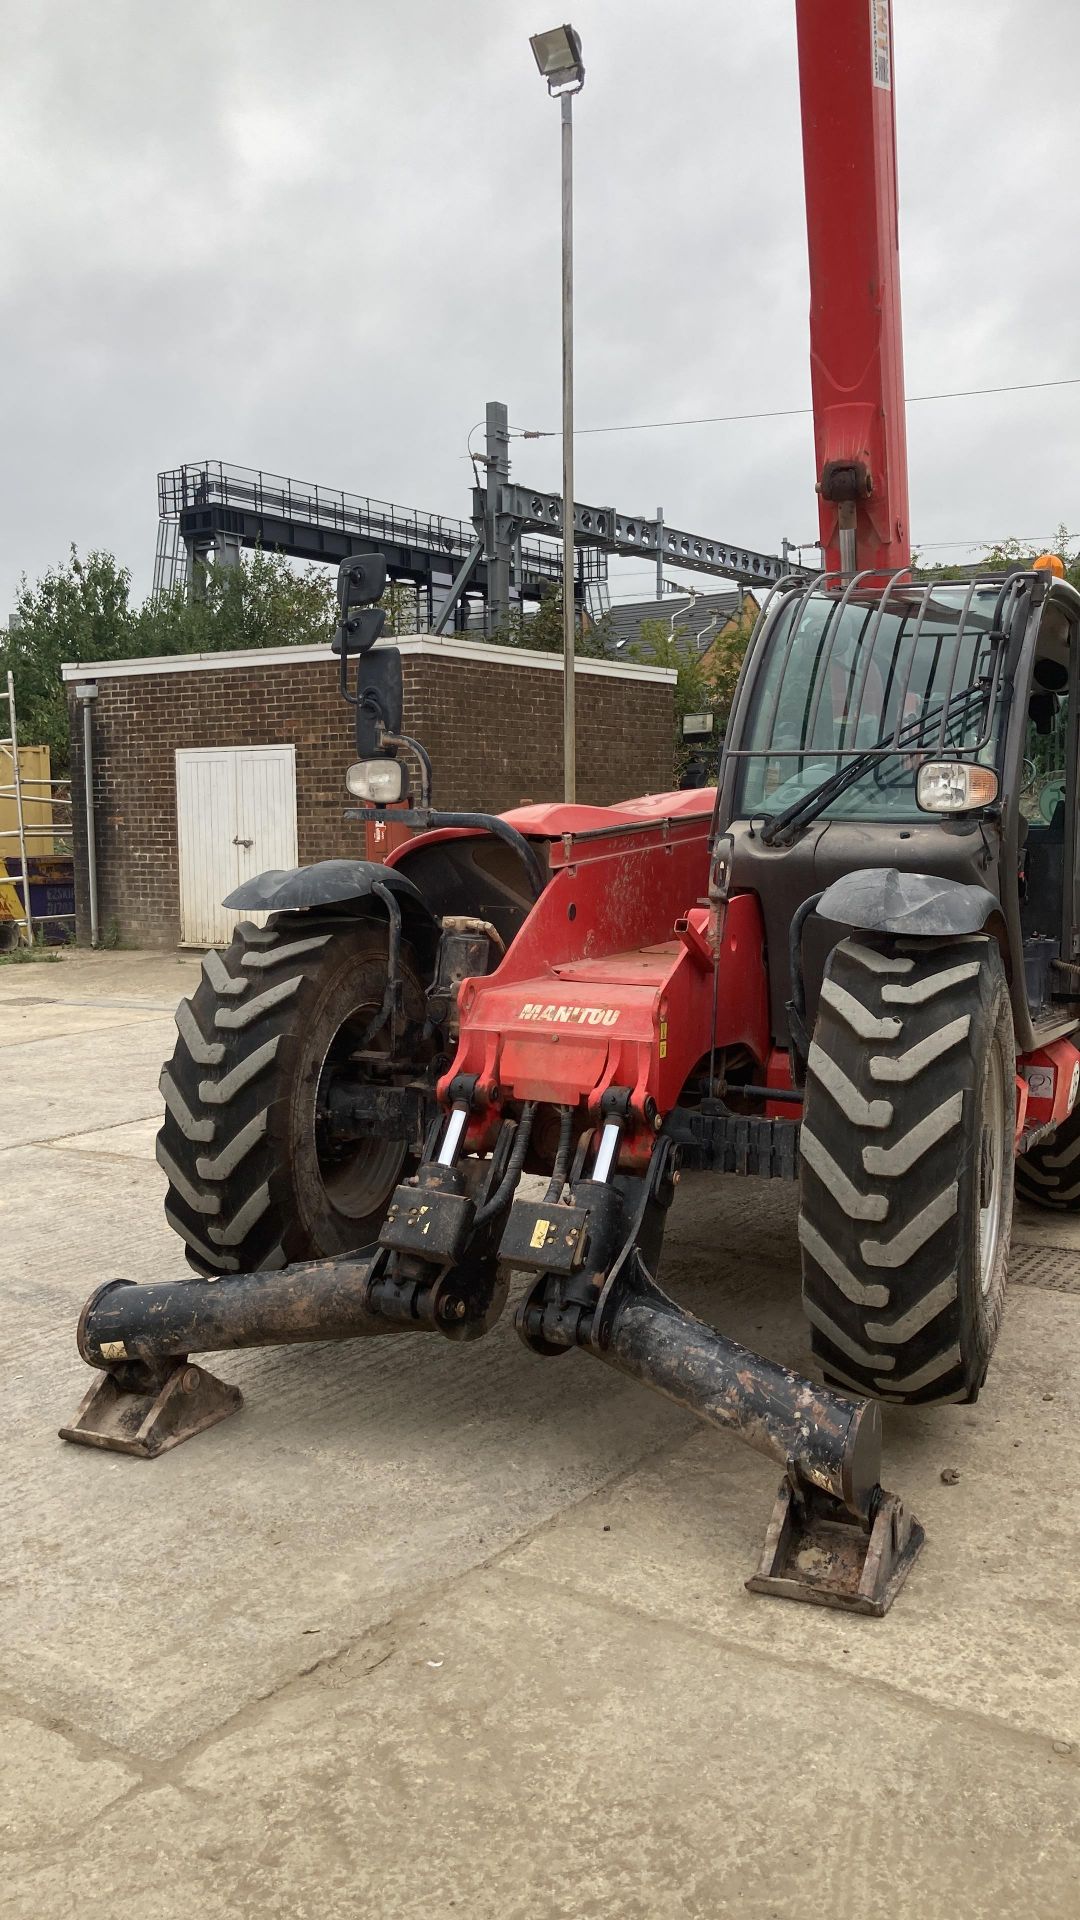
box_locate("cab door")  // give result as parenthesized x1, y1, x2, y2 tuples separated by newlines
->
(1064, 605, 1080, 963)
(1018, 597, 1080, 971)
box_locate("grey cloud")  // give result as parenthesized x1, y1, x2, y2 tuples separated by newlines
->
(1, 0, 1078, 614)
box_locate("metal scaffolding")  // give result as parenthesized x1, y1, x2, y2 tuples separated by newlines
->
(0, 671, 74, 947)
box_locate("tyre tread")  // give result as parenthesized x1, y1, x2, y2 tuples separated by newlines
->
(157, 913, 426, 1275)
(1018, 1095, 1080, 1210)
(800, 936, 1012, 1406)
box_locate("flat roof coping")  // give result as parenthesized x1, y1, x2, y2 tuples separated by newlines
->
(61, 633, 677, 686)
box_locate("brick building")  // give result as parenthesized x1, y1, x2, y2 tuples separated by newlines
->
(64, 636, 676, 949)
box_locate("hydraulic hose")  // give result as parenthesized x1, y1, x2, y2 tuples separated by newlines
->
(785, 889, 825, 1083)
(474, 1102, 536, 1228)
(355, 879, 402, 1050)
(544, 1106, 575, 1202)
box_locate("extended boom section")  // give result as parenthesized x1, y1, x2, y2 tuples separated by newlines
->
(796, 0, 910, 575)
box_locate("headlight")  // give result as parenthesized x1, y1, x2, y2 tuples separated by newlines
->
(916, 761, 998, 813)
(345, 758, 405, 804)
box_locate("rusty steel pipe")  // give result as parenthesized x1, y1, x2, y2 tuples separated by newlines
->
(76, 1254, 405, 1372)
(592, 1292, 881, 1518)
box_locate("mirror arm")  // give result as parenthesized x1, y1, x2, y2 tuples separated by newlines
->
(379, 728, 433, 807)
(339, 644, 357, 706)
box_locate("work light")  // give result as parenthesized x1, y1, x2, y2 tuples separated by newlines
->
(345, 759, 405, 805)
(916, 761, 998, 813)
(529, 24, 584, 93)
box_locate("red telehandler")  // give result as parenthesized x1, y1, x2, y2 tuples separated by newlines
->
(61, 2, 1080, 1614)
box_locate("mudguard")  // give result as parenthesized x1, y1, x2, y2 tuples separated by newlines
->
(224, 859, 431, 918)
(817, 867, 1000, 938)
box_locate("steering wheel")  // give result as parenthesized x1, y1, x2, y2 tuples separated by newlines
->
(1038, 773, 1067, 824)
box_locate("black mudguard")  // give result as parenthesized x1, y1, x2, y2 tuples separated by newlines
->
(817, 867, 1000, 938)
(223, 858, 429, 916)
(222, 862, 441, 971)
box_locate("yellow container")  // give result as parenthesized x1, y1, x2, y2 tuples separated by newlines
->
(0, 743, 55, 855)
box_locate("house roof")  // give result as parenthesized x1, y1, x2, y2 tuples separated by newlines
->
(602, 589, 751, 662)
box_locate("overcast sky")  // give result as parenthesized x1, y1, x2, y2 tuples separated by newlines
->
(2, 0, 1078, 615)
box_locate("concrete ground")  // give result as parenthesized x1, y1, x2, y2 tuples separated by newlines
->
(3, 947, 1080, 1918)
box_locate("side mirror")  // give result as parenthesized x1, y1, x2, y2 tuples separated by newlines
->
(333, 552, 388, 656)
(355, 649, 403, 757)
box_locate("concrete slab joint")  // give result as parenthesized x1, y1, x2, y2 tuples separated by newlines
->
(4, 949, 1080, 1917)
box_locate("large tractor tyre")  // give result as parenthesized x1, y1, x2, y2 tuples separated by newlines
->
(798, 934, 1014, 1406)
(157, 914, 429, 1276)
(1016, 1105, 1080, 1210)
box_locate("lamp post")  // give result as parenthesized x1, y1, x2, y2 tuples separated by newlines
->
(530, 23, 585, 804)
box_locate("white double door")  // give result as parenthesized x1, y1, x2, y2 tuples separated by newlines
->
(175, 745, 297, 947)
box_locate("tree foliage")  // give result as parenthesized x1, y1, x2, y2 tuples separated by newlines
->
(629, 608, 755, 782)
(492, 584, 610, 659)
(1, 545, 628, 778)
(914, 526, 1080, 589)
(143, 551, 338, 658)
(4, 549, 141, 766)
(2, 547, 341, 771)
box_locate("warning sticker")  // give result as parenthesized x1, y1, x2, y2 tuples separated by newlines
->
(870, 0, 891, 89)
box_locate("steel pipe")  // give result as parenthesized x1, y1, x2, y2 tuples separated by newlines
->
(76, 1254, 408, 1371)
(560, 87, 576, 803)
(81, 692, 100, 948)
(592, 1290, 881, 1518)
(6, 669, 34, 945)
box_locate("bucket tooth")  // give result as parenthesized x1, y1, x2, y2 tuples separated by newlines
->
(59, 1362, 243, 1459)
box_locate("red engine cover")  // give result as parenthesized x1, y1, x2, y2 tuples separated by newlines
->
(437, 812, 769, 1157)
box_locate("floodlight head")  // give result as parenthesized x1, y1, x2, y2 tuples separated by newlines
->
(529, 23, 585, 94)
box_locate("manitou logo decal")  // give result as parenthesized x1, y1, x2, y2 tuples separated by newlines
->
(518, 1002, 620, 1028)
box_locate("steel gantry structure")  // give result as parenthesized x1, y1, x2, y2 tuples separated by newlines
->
(155, 406, 805, 635)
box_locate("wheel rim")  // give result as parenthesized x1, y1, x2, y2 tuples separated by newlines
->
(311, 1000, 409, 1222)
(978, 1045, 1006, 1294)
